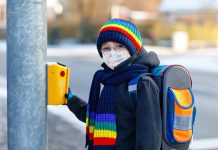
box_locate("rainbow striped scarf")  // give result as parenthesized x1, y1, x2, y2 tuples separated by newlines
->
(85, 64, 148, 150)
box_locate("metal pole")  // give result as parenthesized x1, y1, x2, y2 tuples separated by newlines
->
(7, 0, 47, 150)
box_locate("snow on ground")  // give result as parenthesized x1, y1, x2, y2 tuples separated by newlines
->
(0, 75, 6, 98)
(189, 138, 218, 150)
(47, 44, 99, 57)
(1, 40, 218, 73)
(0, 40, 6, 52)
(47, 105, 86, 133)
(160, 50, 218, 74)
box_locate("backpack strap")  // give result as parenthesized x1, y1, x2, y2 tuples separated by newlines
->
(128, 73, 152, 109)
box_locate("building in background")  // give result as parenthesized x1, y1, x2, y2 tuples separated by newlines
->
(1, 0, 218, 48)
(159, 0, 218, 48)
(110, 0, 160, 21)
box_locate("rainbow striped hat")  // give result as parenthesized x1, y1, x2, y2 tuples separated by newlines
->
(96, 18, 142, 57)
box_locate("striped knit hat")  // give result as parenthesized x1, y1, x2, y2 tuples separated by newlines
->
(97, 18, 143, 57)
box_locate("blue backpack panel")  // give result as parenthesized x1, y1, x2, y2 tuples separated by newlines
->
(128, 65, 196, 150)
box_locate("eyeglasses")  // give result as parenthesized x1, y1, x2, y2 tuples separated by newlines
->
(101, 44, 127, 53)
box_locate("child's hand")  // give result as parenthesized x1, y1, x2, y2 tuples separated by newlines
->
(65, 87, 74, 100)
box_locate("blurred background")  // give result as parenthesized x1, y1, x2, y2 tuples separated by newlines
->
(1, 0, 218, 48)
(1, 0, 218, 150)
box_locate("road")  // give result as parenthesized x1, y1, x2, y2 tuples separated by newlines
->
(1, 50, 218, 149)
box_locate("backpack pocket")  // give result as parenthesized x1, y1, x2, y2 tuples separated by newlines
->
(167, 87, 196, 144)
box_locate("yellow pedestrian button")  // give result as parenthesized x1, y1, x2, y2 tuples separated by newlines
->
(47, 62, 70, 105)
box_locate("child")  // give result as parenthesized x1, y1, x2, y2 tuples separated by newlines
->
(66, 18, 162, 150)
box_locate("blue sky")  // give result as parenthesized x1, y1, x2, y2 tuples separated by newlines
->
(160, 0, 218, 12)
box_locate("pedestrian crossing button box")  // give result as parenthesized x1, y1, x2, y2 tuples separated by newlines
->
(47, 62, 70, 105)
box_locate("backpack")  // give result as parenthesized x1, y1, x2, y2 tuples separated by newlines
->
(128, 65, 196, 150)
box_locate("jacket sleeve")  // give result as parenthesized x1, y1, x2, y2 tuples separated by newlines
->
(135, 76, 162, 150)
(67, 95, 87, 123)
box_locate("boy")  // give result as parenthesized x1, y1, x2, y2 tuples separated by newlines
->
(66, 18, 162, 150)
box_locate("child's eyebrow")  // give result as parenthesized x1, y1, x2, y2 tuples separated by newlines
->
(101, 45, 110, 48)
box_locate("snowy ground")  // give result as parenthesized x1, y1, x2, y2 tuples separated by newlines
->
(1, 40, 218, 73)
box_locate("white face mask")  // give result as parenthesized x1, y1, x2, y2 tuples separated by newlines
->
(102, 50, 131, 70)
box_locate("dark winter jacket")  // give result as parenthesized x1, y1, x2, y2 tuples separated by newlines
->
(67, 48, 162, 150)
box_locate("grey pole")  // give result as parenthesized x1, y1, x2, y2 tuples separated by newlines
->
(7, 0, 47, 150)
